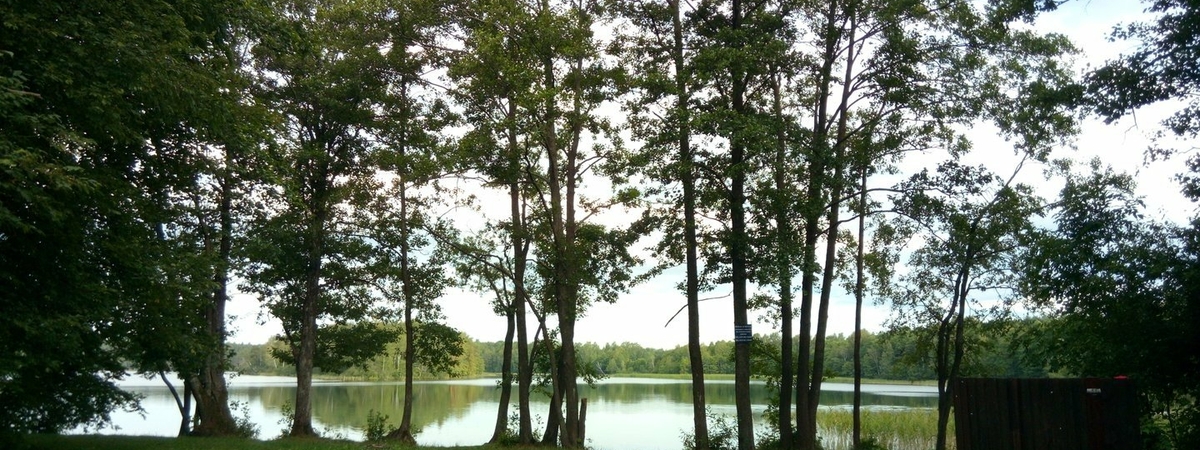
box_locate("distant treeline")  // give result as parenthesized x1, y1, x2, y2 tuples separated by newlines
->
(230, 319, 1049, 382)
(228, 331, 485, 381)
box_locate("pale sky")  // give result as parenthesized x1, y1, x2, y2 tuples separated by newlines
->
(226, 1, 1193, 350)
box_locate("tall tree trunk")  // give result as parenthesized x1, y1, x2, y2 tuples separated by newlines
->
(807, 30, 856, 440)
(508, 98, 535, 444)
(729, 1, 754, 449)
(771, 71, 795, 450)
(936, 265, 970, 450)
(490, 302, 517, 443)
(390, 94, 417, 443)
(514, 198, 535, 446)
(540, 1, 581, 442)
(853, 162, 867, 448)
(673, 0, 708, 447)
(291, 155, 330, 437)
(799, 5, 855, 447)
(291, 202, 324, 437)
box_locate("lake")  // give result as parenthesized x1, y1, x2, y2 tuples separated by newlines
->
(89, 375, 938, 450)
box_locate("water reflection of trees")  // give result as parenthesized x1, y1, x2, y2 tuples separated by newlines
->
(582, 382, 934, 408)
(247, 381, 936, 433)
(254, 383, 501, 431)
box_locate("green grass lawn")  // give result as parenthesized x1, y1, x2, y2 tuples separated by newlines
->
(17, 435, 512, 450)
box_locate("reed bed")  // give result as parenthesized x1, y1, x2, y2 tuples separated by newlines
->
(816, 408, 952, 450)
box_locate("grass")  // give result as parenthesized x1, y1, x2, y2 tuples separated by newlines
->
(17, 434, 516, 450)
(817, 408, 951, 450)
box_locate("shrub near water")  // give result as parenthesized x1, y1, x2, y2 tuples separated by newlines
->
(816, 409, 948, 450)
(364, 409, 389, 442)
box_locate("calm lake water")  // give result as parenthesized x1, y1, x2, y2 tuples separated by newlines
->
(88, 375, 937, 450)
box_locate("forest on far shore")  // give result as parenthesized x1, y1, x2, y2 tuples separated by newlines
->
(227, 319, 1053, 382)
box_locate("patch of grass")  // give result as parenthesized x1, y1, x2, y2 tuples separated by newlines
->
(18, 434, 521, 450)
(816, 409, 952, 450)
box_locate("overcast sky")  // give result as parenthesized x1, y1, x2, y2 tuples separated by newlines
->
(226, 1, 1192, 350)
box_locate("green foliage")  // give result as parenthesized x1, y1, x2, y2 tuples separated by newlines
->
(363, 409, 389, 442)
(475, 328, 1042, 381)
(1021, 168, 1200, 449)
(268, 323, 400, 374)
(230, 401, 260, 439)
(682, 409, 737, 450)
(230, 325, 479, 380)
(275, 403, 296, 439)
(0, 0, 255, 434)
(1087, 0, 1200, 140)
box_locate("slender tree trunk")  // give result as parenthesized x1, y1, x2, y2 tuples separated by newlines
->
(853, 163, 867, 449)
(290, 142, 338, 437)
(809, 100, 854, 440)
(771, 71, 795, 450)
(542, 350, 565, 446)
(161, 372, 191, 437)
(799, 5, 856, 446)
(183, 378, 194, 433)
(673, 0, 708, 446)
(508, 98, 535, 444)
(390, 96, 417, 443)
(490, 302, 517, 443)
(796, 3, 837, 446)
(936, 267, 970, 450)
(532, 310, 564, 446)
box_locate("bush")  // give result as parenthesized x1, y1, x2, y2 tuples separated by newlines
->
(230, 401, 259, 439)
(364, 409, 389, 442)
(682, 409, 737, 450)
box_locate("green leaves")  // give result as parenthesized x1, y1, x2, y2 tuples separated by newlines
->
(1020, 168, 1200, 448)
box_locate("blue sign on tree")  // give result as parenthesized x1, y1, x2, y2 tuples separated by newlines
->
(734, 325, 752, 343)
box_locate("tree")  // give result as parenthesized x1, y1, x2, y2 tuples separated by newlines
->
(1087, 0, 1200, 186)
(454, 1, 640, 446)
(241, 0, 397, 436)
(772, 1, 1075, 447)
(366, 1, 458, 440)
(609, 0, 718, 445)
(448, 0, 542, 440)
(1072, 3, 1200, 447)
(885, 161, 1042, 450)
(449, 231, 522, 443)
(0, 0, 252, 437)
(1021, 168, 1200, 449)
(687, 2, 793, 446)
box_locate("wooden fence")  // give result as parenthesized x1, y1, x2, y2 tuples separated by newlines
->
(952, 377, 1140, 450)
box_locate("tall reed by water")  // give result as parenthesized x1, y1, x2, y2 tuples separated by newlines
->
(816, 408, 951, 450)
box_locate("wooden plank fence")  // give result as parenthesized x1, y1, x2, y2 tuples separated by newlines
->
(952, 378, 1140, 450)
